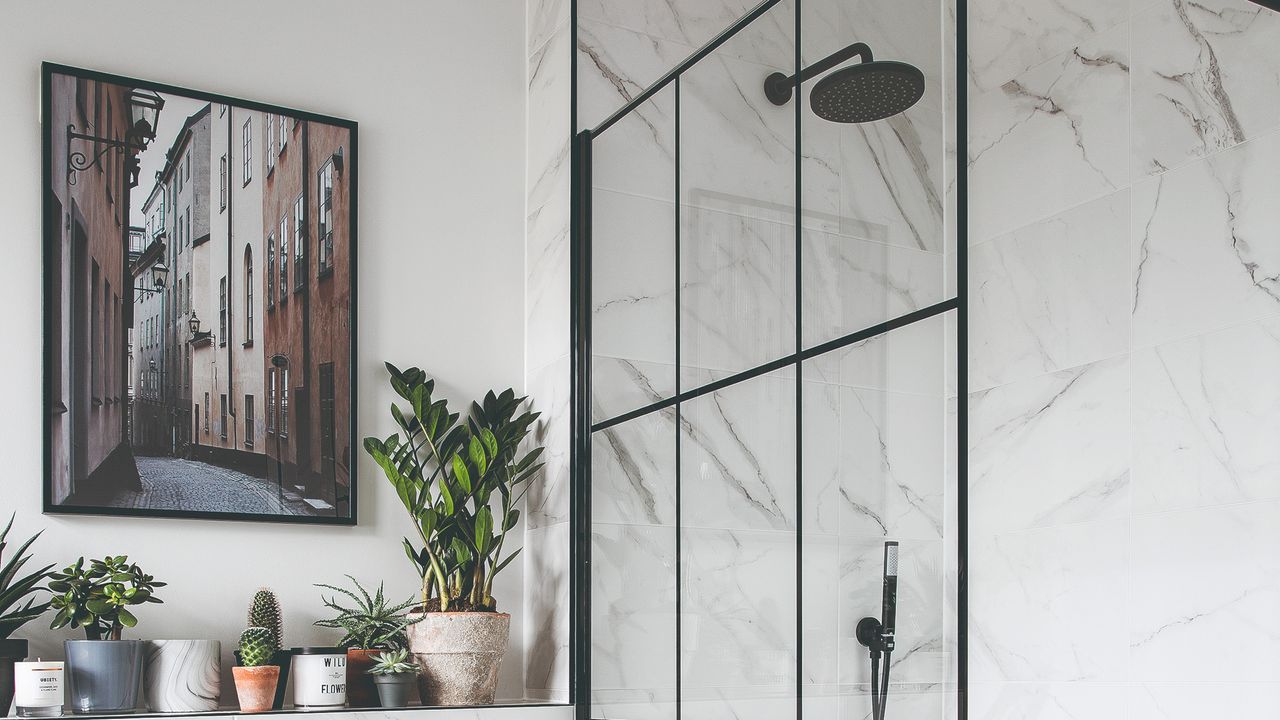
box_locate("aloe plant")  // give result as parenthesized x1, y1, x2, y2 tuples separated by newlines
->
(363, 364, 543, 612)
(313, 575, 422, 649)
(47, 556, 165, 640)
(0, 514, 53, 640)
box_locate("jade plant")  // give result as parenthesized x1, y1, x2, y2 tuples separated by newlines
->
(363, 363, 543, 612)
(368, 647, 419, 676)
(238, 627, 278, 667)
(313, 575, 423, 649)
(0, 514, 53, 640)
(47, 556, 164, 640)
(247, 588, 284, 649)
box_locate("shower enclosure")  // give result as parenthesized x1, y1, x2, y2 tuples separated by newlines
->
(570, 0, 965, 718)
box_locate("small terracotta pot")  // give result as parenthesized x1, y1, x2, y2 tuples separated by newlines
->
(345, 649, 380, 708)
(232, 665, 280, 713)
(405, 611, 510, 706)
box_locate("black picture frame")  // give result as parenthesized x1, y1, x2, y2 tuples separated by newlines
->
(42, 62, 359, 526)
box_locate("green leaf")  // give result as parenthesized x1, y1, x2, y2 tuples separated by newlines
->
(474, 507, 493, 555)
(117, 607, 137, 627)
(468, 436, 487, 477)
(451, 455, 471, 494)
(504, 508, 520, 532)
(479, 428, 498, 459)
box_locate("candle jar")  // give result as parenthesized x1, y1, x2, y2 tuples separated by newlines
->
(291, 647, 346, 710)
(14, 661, 64, 717)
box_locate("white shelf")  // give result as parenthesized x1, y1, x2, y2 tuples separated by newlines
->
(5, 704, 572, 720)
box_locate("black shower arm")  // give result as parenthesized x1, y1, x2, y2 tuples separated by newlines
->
(791, 42, 874, 85)
(764, 42, 873, 105)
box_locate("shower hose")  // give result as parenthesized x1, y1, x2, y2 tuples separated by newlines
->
(869, 648, 892, 720)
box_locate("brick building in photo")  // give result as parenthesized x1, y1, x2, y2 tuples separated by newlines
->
(261, 114, 353, 513)
(46, 74, 152, 504)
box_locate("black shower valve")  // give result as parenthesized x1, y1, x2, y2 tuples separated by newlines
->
(857, 615, 889, 653)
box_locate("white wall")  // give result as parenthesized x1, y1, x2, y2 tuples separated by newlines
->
(967, 0, 1280, 716)
(0, 0, 529, 704)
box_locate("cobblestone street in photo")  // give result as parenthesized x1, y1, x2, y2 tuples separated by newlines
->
(94, 456, 322, 516)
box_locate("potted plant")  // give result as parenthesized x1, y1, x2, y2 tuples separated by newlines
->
(313, 575, 423, 707)
(233, 589, 292, 710)
(367, 648, 419, 708)
(48, 555, 165, 713)
(364, 364, 543, 705)
(231, 628, 279, 713)
(0, 514, 54, 715)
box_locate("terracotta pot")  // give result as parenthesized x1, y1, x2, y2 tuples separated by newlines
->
(232, 666, 280, 713)
(345, 649, 379, 708)
(405, 612, 509, 706)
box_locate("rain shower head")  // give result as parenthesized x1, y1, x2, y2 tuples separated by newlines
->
(764, 42, 925, 123)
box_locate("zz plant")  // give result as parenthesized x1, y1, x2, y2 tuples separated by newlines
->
(363, 363, 543, 612)
(47, 556, 165, 640)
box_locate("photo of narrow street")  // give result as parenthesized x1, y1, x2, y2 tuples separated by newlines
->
(46, 69, 355, 520)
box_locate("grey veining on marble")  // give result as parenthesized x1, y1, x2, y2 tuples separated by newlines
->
(970, 190, 1131, 391)
(969, 21, 1129, 244)
(1130, 499, 1280, 682)
(1130, 127, 1280, 348)
(1131, 0, 1280, 177)
(969, 356, 1131, 535)
(527, 356, 571, 529)
(591, 524, 677, 697)
(592, 406, 677, 526)
(970, 520, 1129, 682)
(1133, 316, 1280, 514)
(967, 0, 1128, 92)
(680, 371, 795, 532)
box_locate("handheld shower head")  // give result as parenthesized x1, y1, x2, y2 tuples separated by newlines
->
(881, 541, 899, 642)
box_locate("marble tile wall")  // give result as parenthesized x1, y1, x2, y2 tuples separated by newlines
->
(967, 0, 1280, 717)
(525, 0, 573, 703)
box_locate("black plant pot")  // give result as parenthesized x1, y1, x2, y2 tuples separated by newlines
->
(0, 638, 29, 715)
(234, 648, 293, 710)
(65, 639, 143, 714)
(372, 673, 418, 708)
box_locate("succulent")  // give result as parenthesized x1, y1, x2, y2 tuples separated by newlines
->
(313, 575, 422, 650)
(247, 588, 284, 648)
(238, 626, 278, 667)
(48, 556, 164, 640)
(0, 514, 53, 640)
(368, 647, 419, 676)
(364, 364, 543, 612)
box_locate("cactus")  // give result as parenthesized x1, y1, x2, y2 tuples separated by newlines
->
(238, 626, 277, 667)
(247, 588, 283, 648)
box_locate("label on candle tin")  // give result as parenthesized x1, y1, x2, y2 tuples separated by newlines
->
(15, 662, 64, 708)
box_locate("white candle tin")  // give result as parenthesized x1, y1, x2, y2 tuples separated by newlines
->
(291, 647, 346, 710)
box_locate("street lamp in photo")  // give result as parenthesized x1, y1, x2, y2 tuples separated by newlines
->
(270, 353, 289, 508)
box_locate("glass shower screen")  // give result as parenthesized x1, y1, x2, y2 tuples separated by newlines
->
(572, 0, 963, 718)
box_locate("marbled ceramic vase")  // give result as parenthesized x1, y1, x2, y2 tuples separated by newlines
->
(143, 640, 221, 713)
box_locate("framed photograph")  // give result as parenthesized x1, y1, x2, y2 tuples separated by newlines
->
(42, 63, 358, 524)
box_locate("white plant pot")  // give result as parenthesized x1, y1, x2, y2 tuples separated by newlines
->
(143, 640, 221, 713)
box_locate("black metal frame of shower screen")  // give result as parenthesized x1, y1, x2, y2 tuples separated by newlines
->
(567, 0, 969, 718)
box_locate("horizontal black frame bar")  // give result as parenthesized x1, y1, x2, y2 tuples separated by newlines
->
(591, 0, 783, 136)
(590, 297, 958, 433)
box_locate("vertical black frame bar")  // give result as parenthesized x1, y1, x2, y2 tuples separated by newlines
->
(570, 129, 593, 720)
(955, 0, 970, 718)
